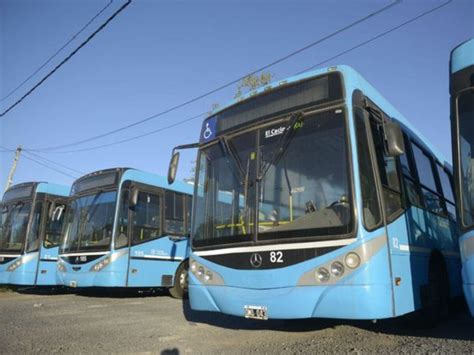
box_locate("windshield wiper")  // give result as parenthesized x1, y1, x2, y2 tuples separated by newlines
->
(257, 112, 304, 181)
(219, 136, 246, 186)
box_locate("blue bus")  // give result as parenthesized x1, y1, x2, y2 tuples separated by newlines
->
(0, 182, 69, 286)
(450, 38, 474, 316)
(169, 65, 462, 322)
(57, 168, 193, 298)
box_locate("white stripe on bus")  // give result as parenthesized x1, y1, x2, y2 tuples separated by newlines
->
(194, 238, 355, 257)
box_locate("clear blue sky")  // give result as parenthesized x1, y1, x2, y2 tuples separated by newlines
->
(0, 0, 473, 192)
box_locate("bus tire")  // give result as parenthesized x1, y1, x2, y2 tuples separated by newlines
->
(169, 260, 189, 299)
(420, 253, 450, 327)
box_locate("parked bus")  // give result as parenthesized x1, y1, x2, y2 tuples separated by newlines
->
(168, 65, 462, 322)
(57, 168, 192, 298)
(450, 38, 474, 316)
(0, 182, 68, 286)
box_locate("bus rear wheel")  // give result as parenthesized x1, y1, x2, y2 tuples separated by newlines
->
(169, 260, 188, 299)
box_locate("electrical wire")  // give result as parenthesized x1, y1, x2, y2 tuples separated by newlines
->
(0, 0, 114, 103)
(31, 0, 454, 154)
(297, 0, 454, 74)
(38, 112, 207, 153)
(23, 150, 85, 174)
(27, 0, 401, 152)
(21, 154, 78, 179)
(0, 0, 132, 118)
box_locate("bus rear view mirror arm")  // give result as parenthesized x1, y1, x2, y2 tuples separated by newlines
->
(168, 142, 199, 184)
(384, 121, 405, 157)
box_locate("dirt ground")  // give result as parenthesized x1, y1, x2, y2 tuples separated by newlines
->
(0, 288, 472, 354)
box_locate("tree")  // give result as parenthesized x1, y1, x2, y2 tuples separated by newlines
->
(234, 72, 274, 99)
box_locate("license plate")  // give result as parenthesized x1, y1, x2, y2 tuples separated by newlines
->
(69, 281, 77, 288)
(244, 305, 268, 320)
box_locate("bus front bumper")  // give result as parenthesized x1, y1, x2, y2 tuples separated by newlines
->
(59, 271, 126, 288)
(189, 283, 393, 320)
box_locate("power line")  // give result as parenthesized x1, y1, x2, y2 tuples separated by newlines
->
(28, 0, 400, 152)
(0, 0, 132, 118)
(0, 144, 82, 174)
(0, 0, 113, 103)
(33, 0, 454, 155)
(21, 154, 78, 179)
(23, 150, 85, 175)
(39, 112, 207, 153)
(297, 0, 454, 74)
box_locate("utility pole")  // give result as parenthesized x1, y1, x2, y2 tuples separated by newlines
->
(4, 146, 22, 193)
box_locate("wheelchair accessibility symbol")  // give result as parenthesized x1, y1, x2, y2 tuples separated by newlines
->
(203, 122, 213, 140)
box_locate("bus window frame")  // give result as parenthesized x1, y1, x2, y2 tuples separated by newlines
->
(191, 102, 358, 250)
(117, 181, 192, 249)
(361, 96, 405, 224)
(43, 196, 68, 249)
(454, 88, 474, 231)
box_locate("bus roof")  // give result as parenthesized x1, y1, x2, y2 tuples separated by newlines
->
(2, 181, 69, 201)
(209, 65, 450, 168)
(119, 168, 194, 195)
(36, 182, 70, 197)
(450, 38, 474, 74)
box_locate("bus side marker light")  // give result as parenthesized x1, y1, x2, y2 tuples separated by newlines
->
(395, 277, 401, 286)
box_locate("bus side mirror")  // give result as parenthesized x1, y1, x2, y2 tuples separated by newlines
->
(168, 151, 180, 185)
(129, 187, 139, 209)
(385, 121, 405, 157)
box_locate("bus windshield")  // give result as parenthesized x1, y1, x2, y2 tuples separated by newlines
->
(193, 108, 353, 248)
(0, 202, 32, 253)
(62, 190, 117, 253)
(458, 90, 474, 227)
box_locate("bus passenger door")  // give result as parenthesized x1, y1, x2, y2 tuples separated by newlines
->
(126, 187, 165, 288)
(37, 199, 67, 285)
(367, 112, 416, 317)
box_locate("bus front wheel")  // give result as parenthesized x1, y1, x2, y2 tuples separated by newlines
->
(169, 260, 189, 299)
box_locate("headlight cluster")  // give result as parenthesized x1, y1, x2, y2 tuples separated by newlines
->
(316, 252, 361, 283)
(190, 259, 219, 284)
(7, 258, 22, 272)
(90, 256, 111, 272)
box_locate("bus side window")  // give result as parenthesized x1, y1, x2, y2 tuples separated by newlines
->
(354, 108, 382, 230)
(132, 192, 161, 244)
(437, 165, 456, 221)
(412, 144, 445, 216)
(26, 201, 43, 252)
(399, 137, 423, 207)
(165, 191, 185, 235)
(369, 120, 403, 221)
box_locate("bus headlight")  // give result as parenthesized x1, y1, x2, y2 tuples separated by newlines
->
(57, 261, 66, 273)
(90, 256, 111, 272)
(189, 258, 224, 285)
(345, 252, 361, 269)
(7, 259, 22, 272)
(330, 261, 344, 277)
(204, 271, 213, 282)
(316, 267, 330, 283)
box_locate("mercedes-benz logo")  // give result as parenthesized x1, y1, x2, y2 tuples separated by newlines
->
(250, 253, 263, 268)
